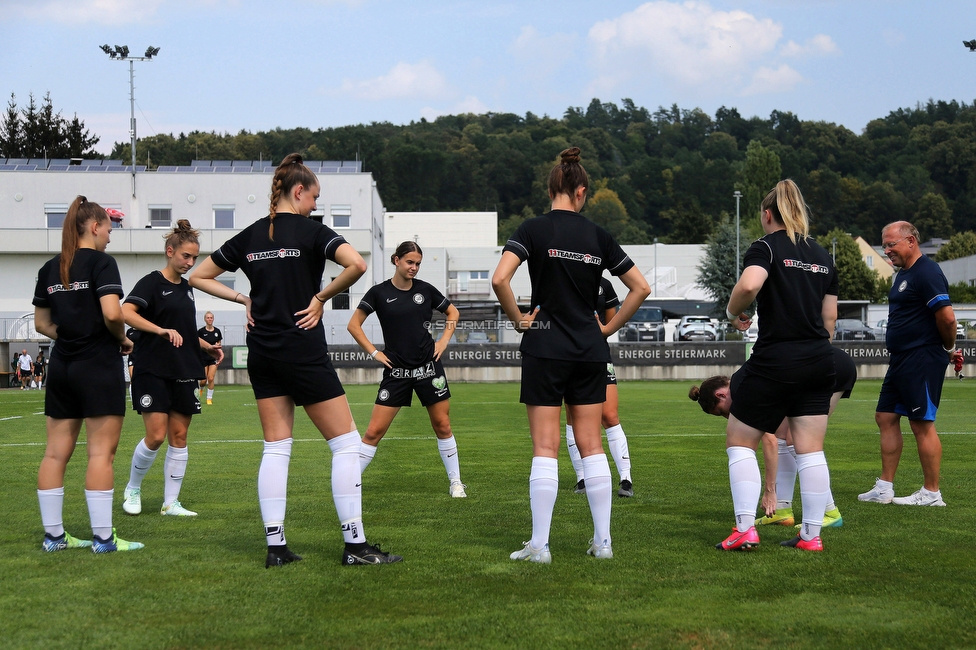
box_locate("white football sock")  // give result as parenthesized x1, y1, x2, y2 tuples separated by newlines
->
(359, 442, 377, 473)
(582, 453, 612, 545)
(38, 487, 65, 538)
(437, 436, 461, 482)
(85, 489, 113, 540)
(796, 451, 830, 540)
(163, 445, 188, 507)
(728, 446, 761, 533)
(529, 456, 559, 550)
(776, 440, 797, 509)
(127, 439, 158, 490)
(565, 424, 584, 482)
(207, 389, 214, 400)
(259, 438, 292, 547)
(605, 424, 631, 483)
(329, 431, 366, 544)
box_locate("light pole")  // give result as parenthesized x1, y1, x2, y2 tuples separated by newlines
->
(832, 237, 837, 262)
(653, 237, 658, 297)
(733, 190, 742, 278)
(100, 44, 160, 197)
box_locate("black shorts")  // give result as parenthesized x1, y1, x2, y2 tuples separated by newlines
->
(833, 348, 857, 398)
(45, 354, 126, 419)
(729, 355, 834, 433)
(202, 356, 217, 368)
(877, 346, 949, 421)
(606, 362, 617, 386)
(132, 373, 201, 415)
(520, 353, 607, 406)
(247, 349, 345, 406)
(376, 359, 450, 407)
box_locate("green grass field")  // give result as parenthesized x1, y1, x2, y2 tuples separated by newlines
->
(1, 379, 975, 649)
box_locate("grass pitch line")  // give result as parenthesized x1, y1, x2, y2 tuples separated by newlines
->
(0, 415, 23, 421)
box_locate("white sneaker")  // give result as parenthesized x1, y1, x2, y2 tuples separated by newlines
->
(160, 500, 198, 516)
(450, 481, 467, 498)
(857, 478, 894, 504)
(586, 538, 614, 559)
(892, 488, 946, 506)
(122, 487, 142, 515)
(510, 541, 551, 564)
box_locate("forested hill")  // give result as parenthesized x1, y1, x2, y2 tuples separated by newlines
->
(109, 98, 976, 246)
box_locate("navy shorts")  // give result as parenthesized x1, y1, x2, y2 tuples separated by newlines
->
(132, 373, 201, 416)
(247, 349, 345, 406)
(375, 359, 451, 407)
(45, 353, 126, 419)
(520, 353, 607, 406)
(729, 354, 834, 434)
(877, 346, 949, 421)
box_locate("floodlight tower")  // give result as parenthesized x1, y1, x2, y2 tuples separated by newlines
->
(99, 44, 160, 197)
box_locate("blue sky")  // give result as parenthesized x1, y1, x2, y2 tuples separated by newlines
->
(2, 0, 974, 155)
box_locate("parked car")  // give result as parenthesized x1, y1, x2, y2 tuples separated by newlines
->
(873, 319, 887, 339)
(834, 318, 876, 341)
(673, 315, 717, 342)
(619, 306, 666, 342)
(957, 321, 966, 340)
(465, 332, 490, 343)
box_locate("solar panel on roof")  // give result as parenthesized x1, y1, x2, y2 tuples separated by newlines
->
(0, 164, 18, 170)
(6, 158, 28, 164)
(176, 166, 196, 172)
(107, 166, 127, 172)
(48, 165, 69, 171)
(338, 167, 358, 173)
(89, 166, 109, 172)
(157, 166, 179, 172)
(232, 166, 251, 172)
(323, 161, 342, 167)
(49, 159, 70, 166)
(104, 160, 122, 166)
(212, 160, 231, 167)
(214, 166, 233, 173)
(16, 165, 38, 170)
(190, 160, 210, 167)
(320, 167, 339, 173)
(232, 161, 252, 167)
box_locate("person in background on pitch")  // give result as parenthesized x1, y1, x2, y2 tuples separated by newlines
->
(492, 146, 650, 564)
(347, 241, 466, 498)
(190, 153, 402, 568)
(566, 276, 633, 498)
(717, 179, 838, 553)
(197, 311, 223, 405)
(18, 348, 33, 389)
(33, 349, 47, 389)
(690, 345, 856, 530)
(33, 195, 142, 553)
(858, 221, 964, 507)
(121, 220, 221, 519)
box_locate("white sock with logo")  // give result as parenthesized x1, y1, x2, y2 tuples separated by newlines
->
(529, 456, 559, 550)
(259, 438, 292, 547)
(776, 440, 797, 509)
(797, 451, 830, 540)
(728, 446, 761, 533)
(163, 445, 188, 507)
(38, 487, 65, 538)
(565, 425, 584, 482)
(605, 424, 631, 483)
(582, 453, 612, 545)
(127, 439, 158, 490)
(329, 431, 366, 545)
(85, 489, 114, 540)
(359, 442, 377, 472)
(437, 436, 461, 482)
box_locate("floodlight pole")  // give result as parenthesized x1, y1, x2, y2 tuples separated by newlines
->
(100, 45, 159, 198)
(653, 237, 658, 297)
(733, 190, 742, 278)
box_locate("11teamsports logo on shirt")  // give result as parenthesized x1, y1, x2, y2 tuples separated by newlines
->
(547, 249, 602, 265)
(47, 281, 90, 294)
(782, 259, 830, 274)
(245, 249, 301, 262)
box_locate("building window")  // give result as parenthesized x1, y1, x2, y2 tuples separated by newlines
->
(216, 276, 235, 290)
(310, 209, 324, 224)
(471, 270, 489, 279)
(149, 206, 172, 228)
(865, 257, 873, 268)
(214, 206, 235, 229)
(331, 280, 350, 310)
(331, 204, 352, 228)
(45, 204, 68, 229)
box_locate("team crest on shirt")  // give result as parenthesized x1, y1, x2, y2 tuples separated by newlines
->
(898, 280, 908, 292)
(378, 389, 390, 401)
(413, 293, 425, 304)
(598, 285, 604, 295)
(139, 394, 153, 408)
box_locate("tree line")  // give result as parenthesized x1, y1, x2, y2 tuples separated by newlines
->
(0, 93, 100, 159)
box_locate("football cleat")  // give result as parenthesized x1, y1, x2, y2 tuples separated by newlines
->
(617, 480, 633, 498)
(449, 481, 467, 498)
(781, 535, 824, 551)
(342, 542, 403, 565)
(160, 500, 197, 516)
(891, 488, 946, 506)
(573, 479, 586, 494)
(265, 546, 303, 568)
(586, 538, 613, 559)
(858, 478, 894, 504)
(42, 531, 92, 552)
(122, 486, 142, 515)
(756, 508, 795, 526)
(715, 526, 760, 551)
(509, 541, 552, 564)
(92, 528, 144, 553)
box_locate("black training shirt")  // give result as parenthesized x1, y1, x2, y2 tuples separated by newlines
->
(503, 210, 634, 361)
(125, 271, 205, 380)
(33, 249, 124, 361)
(358, 278, 451, 368)
(198, 326, 223, 363)
(211, 213, 347, 363)
(597, 277, 619, 325)
(743, 230, 838, 378)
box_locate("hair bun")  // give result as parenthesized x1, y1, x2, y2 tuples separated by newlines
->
(560, 147, 581, 164)
(688, 385, 700, 401)
(177, 219, 192, 230)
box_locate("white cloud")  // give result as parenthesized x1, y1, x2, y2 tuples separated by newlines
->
(741, 64, 804, 96)
(337, 61, 452, 101)
(780, 34, 839, 58)
(2, 0, 165, 24)
(420, 96, 490, 121)
(587, 1, 783, 90)
(510, 26, 579, 79)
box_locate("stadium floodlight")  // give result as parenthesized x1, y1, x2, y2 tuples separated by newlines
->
(99, 44, 161, 198)
(964, 40, 976, 51)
